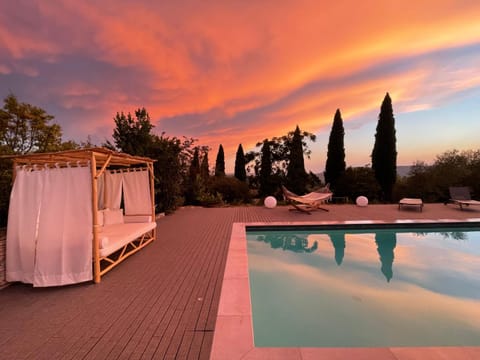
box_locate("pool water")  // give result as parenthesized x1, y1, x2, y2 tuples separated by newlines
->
(246, 226, 480, 347)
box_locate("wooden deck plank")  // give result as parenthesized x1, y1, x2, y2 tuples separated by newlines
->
(100, 243, 201, 358)
(0, 204, 478, 359)
(198, 332, 215, 360)
(163, 223, 228, 358)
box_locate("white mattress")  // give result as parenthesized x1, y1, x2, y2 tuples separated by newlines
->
(98, 222, 157, 257)
(399, 198, 423, 205)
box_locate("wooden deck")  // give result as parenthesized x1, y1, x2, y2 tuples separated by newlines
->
(0, 204, 478, 359)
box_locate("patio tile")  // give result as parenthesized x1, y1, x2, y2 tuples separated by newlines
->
(210, 315, 254, 360)
(301, 347, 397, 360)
(217, 277, 251, 316)
(390, 346, 476, 360)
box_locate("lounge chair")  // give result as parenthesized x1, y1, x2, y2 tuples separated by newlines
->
(449, 186, 480, 210)
(281, 185, 333, 214)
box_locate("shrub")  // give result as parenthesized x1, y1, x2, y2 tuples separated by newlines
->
(335, 166, 380, 202)
(0, 159, 12, 227)
(210, 176, 251, 204)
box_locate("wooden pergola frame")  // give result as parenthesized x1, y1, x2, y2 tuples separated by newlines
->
(8, 147, 156, 283)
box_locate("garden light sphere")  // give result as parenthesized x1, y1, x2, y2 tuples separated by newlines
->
(356, 196, 368, 207)
(264, 196, 277, 209)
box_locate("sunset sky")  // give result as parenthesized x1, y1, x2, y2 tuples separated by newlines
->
(1, 1, 480, 173)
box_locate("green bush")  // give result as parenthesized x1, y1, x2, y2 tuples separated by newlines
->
(210, 176, 251, 204)
(0, 160, 12, 227)
(335, 166, 380, 202)
(395, 150, 480, 203)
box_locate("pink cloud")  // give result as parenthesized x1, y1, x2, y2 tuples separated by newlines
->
(1, 0, 480, 171)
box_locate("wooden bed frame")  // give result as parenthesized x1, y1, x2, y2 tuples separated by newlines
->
(9, 147, 156, 283)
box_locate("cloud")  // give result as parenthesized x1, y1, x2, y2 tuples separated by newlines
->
(0, 64, 10, 75)
(1, 1, 480, 170)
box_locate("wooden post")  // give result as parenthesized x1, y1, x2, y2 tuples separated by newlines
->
(91, 152, 101, 283)
(95, 154, 112, 210)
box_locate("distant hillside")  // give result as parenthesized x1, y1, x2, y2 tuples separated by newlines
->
(315, 165, 412, 182)
(397, 165, 412, 177)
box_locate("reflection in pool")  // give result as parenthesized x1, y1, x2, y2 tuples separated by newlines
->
(247, 226, 480, 347)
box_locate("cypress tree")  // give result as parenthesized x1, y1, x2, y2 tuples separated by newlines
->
(200, 151, 210, 180)
(185, 147, 201, 204)
(189, 147, 200, 181)
(234, 144, 247, 182)
(215, 144, 225, 177)
(372, 92, 397, 202)
(324, 109, 346, 190)
(286, 125, 308, 194)
(259, 139, 273, 196)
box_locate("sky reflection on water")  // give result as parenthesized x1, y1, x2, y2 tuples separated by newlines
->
(247, 228, 480, 347)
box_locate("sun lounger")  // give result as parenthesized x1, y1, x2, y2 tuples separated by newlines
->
(281, 185, 333, 214)
(449, 186, 480, 210)
(398, 198, 423, 211)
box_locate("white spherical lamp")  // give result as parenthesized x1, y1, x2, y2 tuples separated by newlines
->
(356, 196, 368, 207)
(264, 196, 277, 209)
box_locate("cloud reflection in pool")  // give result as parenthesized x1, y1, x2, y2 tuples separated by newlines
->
(247, 227, 480, 347)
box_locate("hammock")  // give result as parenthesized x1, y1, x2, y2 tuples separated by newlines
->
(281, 185, 333, 214)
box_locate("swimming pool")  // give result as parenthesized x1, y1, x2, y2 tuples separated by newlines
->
(246, 224, 480, 348)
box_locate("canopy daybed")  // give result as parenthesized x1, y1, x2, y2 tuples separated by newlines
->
(5, 147, 156, 286)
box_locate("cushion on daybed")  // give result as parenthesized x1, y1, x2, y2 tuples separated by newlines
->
(103, 208, 124, 225)
(97, 210, 105, 226)
(123, 215, 152, 223)
(99, 221, 156, 257)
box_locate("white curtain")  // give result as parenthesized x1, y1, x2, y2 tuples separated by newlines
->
(104, 171, 123, 209)
(6, 165, 93, 287)
(97, 172, 105, 209)
(6, 167, 43, 284)
(123, 170, 151, 215)
(34, 166, 92, 286)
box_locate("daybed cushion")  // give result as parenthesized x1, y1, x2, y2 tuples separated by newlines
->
(103, 208, 124, 225)
(99, 222, 157, 257)
(97, 210, 105, 226)
(123, 215, 152, 223)
(399, 198, 423, 206)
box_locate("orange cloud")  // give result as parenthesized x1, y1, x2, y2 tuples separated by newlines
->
(1, 1, 480, 171)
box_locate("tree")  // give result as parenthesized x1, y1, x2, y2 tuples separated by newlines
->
(107, 106, 208, 212)
(189, 147, 200, 181)
(215, 144, 225, 177)
(245, 129, 316, 180)
(149, 134, 199, 213)
(286, 125, 308, 194)
(200, 150, 210, 181)
(0, 158, 12, 226)
(185, 147, 201, 204)
(430, 149, 480, 200)
(259, 139, 274, 196)
(324, 109, 346, 191)
(234, 144, 247, 182)
(336, 166, 380, 202)
(400, 161, 434, 201)
(0, 94, 83, 226)
(372, 93, 397, 202)
(0, 93, 63, 154)
(111, 107, 154, 156)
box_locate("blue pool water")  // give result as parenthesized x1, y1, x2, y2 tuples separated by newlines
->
(246, 225, 480, 347)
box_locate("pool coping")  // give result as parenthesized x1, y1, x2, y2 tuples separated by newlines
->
(210, 218, 480, 360)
